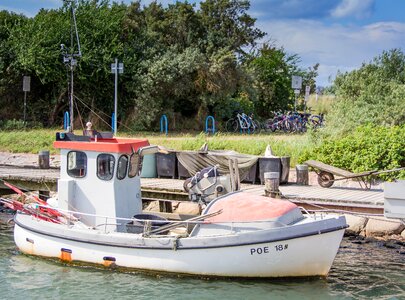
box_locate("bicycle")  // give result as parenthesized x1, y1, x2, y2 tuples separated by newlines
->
(263, 112, 293, 133)
(225, 112, 260, 133)
(308, 113, 324, 129)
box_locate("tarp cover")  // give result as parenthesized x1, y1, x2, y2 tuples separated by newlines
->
(176, 150, 258, 180)
(204, 193, 298, 223)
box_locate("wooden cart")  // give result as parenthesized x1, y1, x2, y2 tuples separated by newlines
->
(304, 160, 405, 189)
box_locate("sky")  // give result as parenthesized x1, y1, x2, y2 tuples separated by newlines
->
(1, 0, 405, 87)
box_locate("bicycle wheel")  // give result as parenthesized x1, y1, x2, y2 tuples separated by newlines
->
(283, 120, 293, 133)
(271, 120, 280, 132)
(300, 121, 307, 133)
(225, 118, 239, 132)
(251, 120, 260, 133)
(262, 119, 272, 132)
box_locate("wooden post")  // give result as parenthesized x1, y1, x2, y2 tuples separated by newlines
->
(228, 158, 240, 191)
(38, 150, 50, 169)
(296, 164, 309, 185)
(280, 156, 290, 184)
(264, 172, 280, 198)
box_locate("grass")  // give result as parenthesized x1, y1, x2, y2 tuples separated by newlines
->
(306, 94, 335, 115)
(0, 129, 319, 166)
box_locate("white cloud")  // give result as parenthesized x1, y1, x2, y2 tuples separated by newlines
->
(257, 19, 405, 86)
(331, 0, 374, 19)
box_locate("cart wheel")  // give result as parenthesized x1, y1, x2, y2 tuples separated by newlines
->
(318, 171, 334, 188)
(183, 178, 192, 192)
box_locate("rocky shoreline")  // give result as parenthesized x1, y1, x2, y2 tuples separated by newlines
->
(343, 213, 404, 247)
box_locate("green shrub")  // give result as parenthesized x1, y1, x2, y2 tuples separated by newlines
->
(299, 125, 405, 180)
(326, 49, 405, 135)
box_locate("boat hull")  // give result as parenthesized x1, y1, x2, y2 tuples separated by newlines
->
(14, 215, 345, 278)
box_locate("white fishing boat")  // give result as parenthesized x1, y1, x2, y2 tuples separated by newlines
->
(8, 132, 347, 278)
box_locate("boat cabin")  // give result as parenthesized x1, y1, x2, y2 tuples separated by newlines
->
(54, 132, 154, 231)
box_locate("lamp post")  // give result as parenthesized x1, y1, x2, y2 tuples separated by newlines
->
(111, 59, 124, 136)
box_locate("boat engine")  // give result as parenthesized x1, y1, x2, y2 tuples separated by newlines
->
(184, 166, 234, 204)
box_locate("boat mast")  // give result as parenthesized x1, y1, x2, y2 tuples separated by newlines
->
(61, 0, 81, 132)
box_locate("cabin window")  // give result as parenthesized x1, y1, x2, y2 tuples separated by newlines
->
(97, 154, 115, 181)
(128, 154, 142, 178)
(117, 155, 128, 180)
(67, 151, 87, 178)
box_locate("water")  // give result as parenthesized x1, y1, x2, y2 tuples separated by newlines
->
(0, 222, 404, 300)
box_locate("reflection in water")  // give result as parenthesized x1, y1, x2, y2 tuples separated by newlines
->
(0, 224, 404, 300)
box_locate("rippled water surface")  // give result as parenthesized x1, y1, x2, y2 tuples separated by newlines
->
(0, 222, 404, 300)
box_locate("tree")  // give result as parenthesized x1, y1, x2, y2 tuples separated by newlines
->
(8, 1, 127, 126)
(0, 11, 29, 121)
(0, 0, 316, 131)
(248, 44, 300, 116)
(199, 0, 265, 54)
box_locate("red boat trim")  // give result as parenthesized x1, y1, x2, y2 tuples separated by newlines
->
(54, 138, 150, 154)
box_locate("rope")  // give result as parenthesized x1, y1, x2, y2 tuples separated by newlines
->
(73, 95, 139, 134)
(74, 95, 112, 129)
(74, 98, 85, 130)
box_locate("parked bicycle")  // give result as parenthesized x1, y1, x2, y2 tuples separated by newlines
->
(225, 112, 260, 133)
(308, 113, 324, 129)
(263, 111, 293, 133)
(263, 111, 320, 134)
(289, 112, 309, 133)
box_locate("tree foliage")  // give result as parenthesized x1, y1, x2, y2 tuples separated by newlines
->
(0, 0, 316, 130)
(327, 49, 405, 133)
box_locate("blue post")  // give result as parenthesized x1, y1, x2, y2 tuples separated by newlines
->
(64, 111, 70, 130)
(160, 114, 168, 136)
(111, 113, 115, 133)
(205, 115, 215, 134)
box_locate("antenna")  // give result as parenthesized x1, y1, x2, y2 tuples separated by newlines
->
(62, 0, 82, 132)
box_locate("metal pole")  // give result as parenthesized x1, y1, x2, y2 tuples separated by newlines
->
(23, 91, 27, 123)
(114, 58, 118, 136)
(70, 65, 74, 132)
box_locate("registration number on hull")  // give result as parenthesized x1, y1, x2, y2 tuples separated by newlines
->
(250, 244, 288, 255)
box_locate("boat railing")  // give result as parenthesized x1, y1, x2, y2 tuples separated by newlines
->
(299, 206, 313, 217)
(34, 204, 291, 234)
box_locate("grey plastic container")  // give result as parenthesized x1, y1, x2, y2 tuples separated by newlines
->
(141, 154, 157, 178)
(156, 152, 177, 178)
(177, 159, 191, 179)
(259, 157, 281, 185)
(242, 161, 258, 184)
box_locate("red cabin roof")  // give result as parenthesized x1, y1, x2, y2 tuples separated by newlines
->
(54, 137, 150, 154)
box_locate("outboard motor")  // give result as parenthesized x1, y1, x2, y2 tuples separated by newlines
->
(184, 166, 234, 204)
